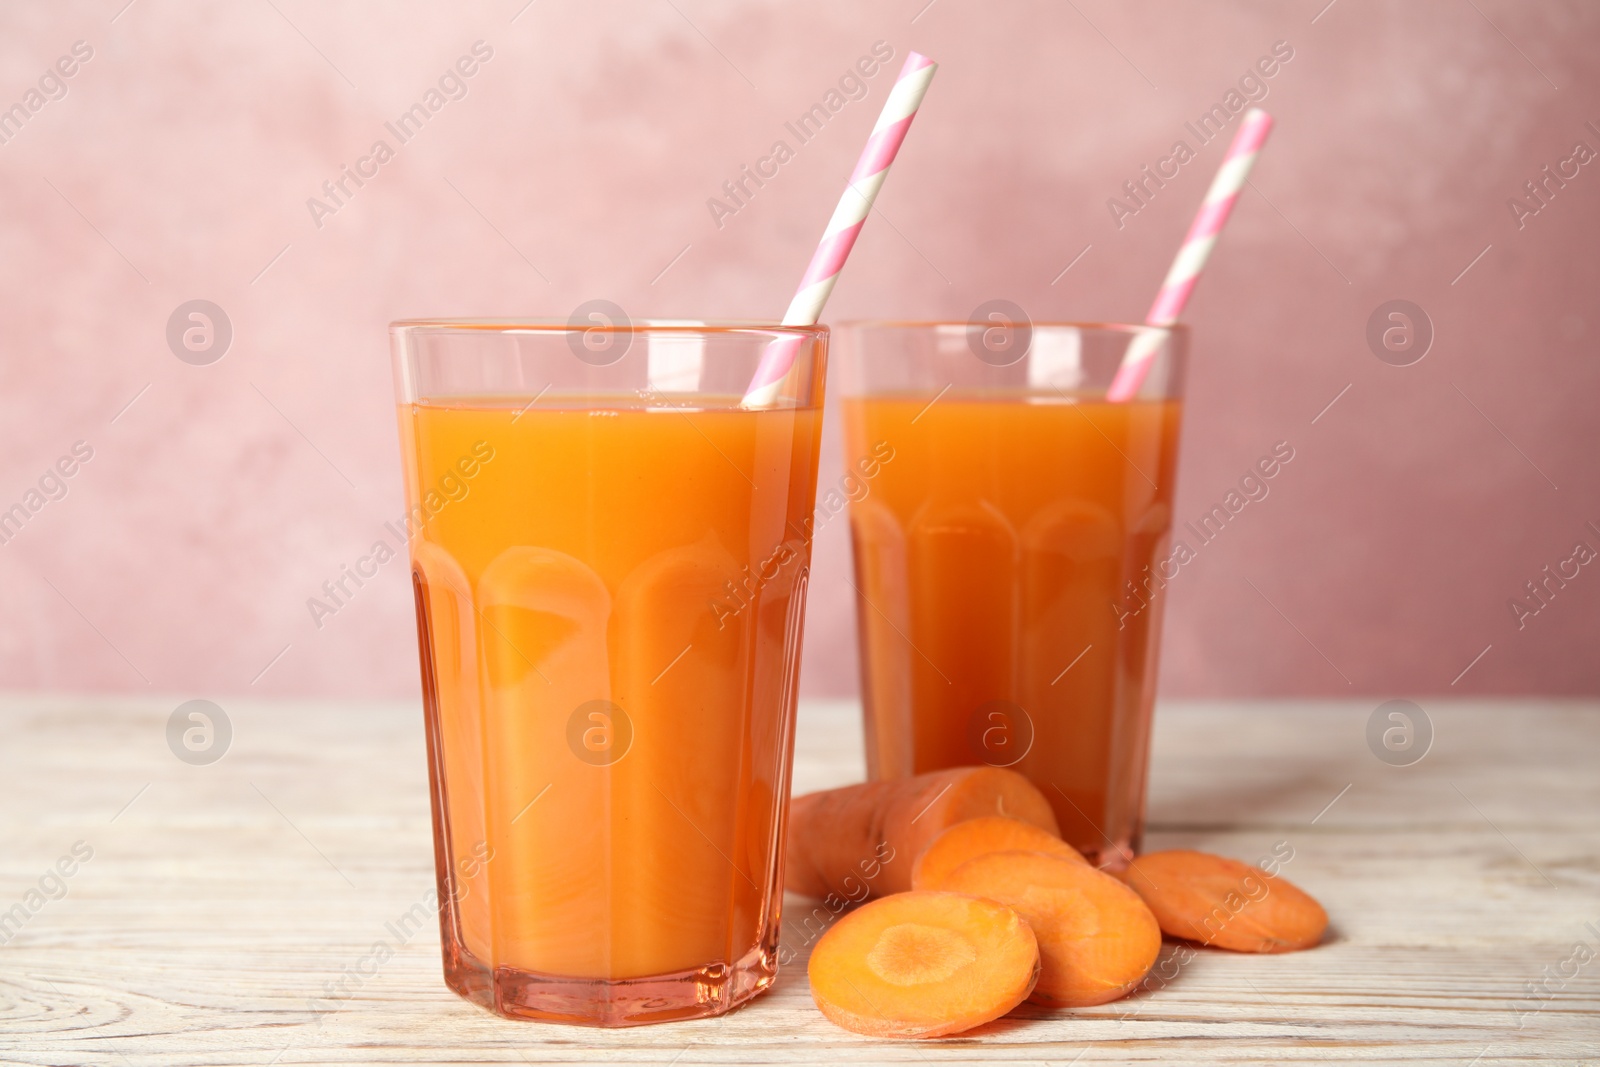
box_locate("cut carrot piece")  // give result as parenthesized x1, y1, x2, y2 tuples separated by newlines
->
(1121, 849, 1327, 953)
(912, 816, 1086, 891)
(941, 850, 1160, 1007)
(807, 890, 1039, 1038)
(787, 768, 1059, 900)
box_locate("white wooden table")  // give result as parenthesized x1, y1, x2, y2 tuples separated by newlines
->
(2, 695, 1596, 1065)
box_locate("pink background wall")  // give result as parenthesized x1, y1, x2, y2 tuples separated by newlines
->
(1, 0, 1596, 701)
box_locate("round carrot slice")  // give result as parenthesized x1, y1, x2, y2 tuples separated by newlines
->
(913, 816, 1087, 891)
(807, 890, 1039, 1038)
(941, 850, 1160, 1007)
(1121, 849, 1327, 953)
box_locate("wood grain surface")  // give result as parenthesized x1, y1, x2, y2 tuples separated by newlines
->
(1, 694, 1596, 1065)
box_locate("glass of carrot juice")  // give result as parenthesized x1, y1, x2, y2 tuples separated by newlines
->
(839, 319, 1185, 870)
(390, 319, 827, 1025)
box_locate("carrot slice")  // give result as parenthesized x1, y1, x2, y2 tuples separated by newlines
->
(1121, 849, 1327, 953)
(807, 890, 1040, 1038)
(913, 816, 1086, 891)
(787, 768, 1059, 899)
(941, 850, 1160, 1006)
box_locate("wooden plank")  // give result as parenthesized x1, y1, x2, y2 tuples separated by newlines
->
(0, 695, 1596, 1065)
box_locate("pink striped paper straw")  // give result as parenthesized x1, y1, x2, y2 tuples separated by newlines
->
(1106, 107, 1274, 402)
(741, 51, 938, 408)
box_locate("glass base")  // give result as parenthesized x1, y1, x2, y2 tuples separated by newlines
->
(1087, 834, 1139, 874)
(441, 936, 778, 1026)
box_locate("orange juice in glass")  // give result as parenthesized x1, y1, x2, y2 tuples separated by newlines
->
(840, 320, 1184, 869)
(391, 319, 826, 1025)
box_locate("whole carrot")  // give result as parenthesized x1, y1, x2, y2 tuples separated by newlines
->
(786, 767, 1059, 900)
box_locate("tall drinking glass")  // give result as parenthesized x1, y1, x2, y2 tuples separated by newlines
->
(839, 320, 1185, 869)
(390, 320, 827, 1025)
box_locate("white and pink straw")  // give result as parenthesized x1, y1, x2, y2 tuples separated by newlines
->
(1106, 107, 1274, 402)
(741, 51, 938, 408)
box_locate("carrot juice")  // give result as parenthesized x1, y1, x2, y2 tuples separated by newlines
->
(844, 393, 1182, 867)
(400, 395, 823, 1022)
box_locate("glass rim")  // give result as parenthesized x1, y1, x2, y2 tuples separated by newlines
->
(389, 317, 829, 337)
(838, 319, 1187, 337)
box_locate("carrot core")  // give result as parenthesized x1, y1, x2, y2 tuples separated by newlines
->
(865, 922, 979, 986)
